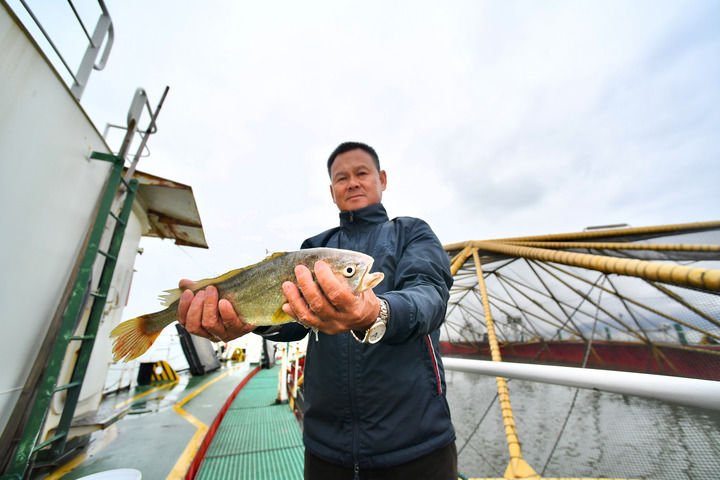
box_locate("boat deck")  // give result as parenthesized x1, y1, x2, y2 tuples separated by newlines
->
(41, 362, 303, 480)
(33, 359, 667, 480)
(193, 366, 304, 479)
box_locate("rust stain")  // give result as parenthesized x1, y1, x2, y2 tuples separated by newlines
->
(148, 209, 202, 228)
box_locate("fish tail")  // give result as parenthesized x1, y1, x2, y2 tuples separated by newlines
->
(110, 309, 175, 362)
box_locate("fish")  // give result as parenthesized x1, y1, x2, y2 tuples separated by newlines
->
(110, 247, 384, 362)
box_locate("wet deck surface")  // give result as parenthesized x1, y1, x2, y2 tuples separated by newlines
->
(42, 362, 255, 479)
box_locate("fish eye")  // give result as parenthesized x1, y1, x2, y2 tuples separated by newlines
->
(342, 265, 356, 277)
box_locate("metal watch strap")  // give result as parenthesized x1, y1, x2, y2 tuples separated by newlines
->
(351, 298, 389, 344)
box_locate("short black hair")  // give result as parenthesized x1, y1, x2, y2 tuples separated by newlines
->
(327, 141, 380, 177)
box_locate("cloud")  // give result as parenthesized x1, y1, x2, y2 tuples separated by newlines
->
(57, 0, 720, 316)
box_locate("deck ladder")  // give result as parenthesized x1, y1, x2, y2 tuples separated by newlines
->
(2, 153, 138, 480)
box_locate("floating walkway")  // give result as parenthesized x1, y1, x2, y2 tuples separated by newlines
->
(191, 365, 304, 480)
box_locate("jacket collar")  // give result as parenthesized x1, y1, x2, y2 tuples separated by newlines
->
(339, 203, 388, 227)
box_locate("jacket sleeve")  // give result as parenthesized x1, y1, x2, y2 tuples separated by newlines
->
(380, 219, 453, 344)
(254, 322, 309, 342)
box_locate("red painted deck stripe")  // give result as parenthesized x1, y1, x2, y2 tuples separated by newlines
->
(185, 365, 261, 480)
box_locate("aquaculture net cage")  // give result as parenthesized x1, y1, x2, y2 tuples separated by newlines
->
(440, 221, 720, 480)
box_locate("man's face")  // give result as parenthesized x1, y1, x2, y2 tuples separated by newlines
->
(329, 149, 387, 212)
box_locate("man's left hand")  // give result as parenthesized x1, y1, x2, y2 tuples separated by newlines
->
(281, 260, 380, 335)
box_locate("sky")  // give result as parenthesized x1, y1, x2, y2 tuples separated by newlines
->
(18, 0, 720, 319)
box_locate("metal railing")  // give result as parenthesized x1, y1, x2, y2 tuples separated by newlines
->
(11, 0, 114, 101)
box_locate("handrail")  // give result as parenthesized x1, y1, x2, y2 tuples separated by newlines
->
(442, 357, 720, 412)
(13, 0, 114, 101)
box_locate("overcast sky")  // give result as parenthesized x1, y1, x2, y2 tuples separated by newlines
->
(25, 0, 720, 318)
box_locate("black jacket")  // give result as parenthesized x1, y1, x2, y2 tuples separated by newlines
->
(262, 203, 454, 469)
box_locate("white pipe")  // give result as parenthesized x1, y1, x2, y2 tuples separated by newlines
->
(442, 357, 720, 412)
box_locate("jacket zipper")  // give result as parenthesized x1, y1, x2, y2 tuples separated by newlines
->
(426, 335, 442, 395)
(341, 227, 362, 471)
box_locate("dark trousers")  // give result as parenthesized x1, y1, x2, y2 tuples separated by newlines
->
(304, 441, 457, 480)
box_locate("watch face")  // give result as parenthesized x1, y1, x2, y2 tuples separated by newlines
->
(367, 323, 386, 344)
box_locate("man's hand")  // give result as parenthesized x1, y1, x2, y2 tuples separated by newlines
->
(281, 260, 381, 335)
(177, 279, 256, 342)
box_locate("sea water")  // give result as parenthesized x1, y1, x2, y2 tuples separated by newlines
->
(445, 370, 720, 480)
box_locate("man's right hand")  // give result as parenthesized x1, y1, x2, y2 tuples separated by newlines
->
(177, 279, 256, 342)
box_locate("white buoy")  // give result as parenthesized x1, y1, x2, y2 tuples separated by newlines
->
(77, 469, 142, 480)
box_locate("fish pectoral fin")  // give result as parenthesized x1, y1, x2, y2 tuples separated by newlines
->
(271, 305, 294, 324)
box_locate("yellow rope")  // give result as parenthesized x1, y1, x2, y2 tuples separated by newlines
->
(490, 220, 720, 243)
(472, 249, 539, 480)
(503, 241, 720, 252)
(473, 242, 720, 292)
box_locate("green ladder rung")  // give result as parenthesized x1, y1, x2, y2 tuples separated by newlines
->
(53, 381, 81, 393)
(32, 433, 65, 453)
(89, 151, 122, 164)
(109, 211, 127, 225)
(90, 291, 107, 298)
(69, 335, 95, 341)
(97, 249, 117, 260)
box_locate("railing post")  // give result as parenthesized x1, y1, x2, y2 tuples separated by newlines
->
(70, 1, 114, 100)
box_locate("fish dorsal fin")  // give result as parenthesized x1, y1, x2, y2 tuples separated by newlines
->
(193, 252, 289, 289)
(158, 252, 289, 307)
(158, 288, 183, 307)
(192, 267, 246, 290)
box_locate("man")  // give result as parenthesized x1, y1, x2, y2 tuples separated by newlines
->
(179, 142, 456, 479)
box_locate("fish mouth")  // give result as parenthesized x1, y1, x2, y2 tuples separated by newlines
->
(359, 259, 384, 291)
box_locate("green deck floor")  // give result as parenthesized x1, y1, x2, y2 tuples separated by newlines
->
(195, 366, 304, 480)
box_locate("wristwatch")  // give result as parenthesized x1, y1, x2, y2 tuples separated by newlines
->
(351, 298, 389, 344)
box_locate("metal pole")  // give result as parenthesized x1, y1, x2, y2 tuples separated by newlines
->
(123, 86, 169, 183)
(442, 357, 720, 412)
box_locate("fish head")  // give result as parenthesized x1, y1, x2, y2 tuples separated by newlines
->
(324, 249, 384, 294)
